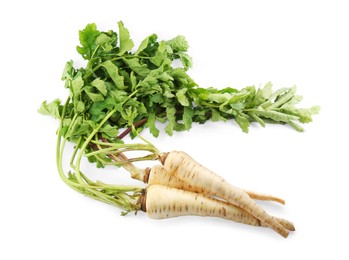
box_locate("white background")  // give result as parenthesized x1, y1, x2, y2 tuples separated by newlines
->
(1, 0, 348, 259)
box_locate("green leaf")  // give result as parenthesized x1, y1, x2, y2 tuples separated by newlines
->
(89, 97, 117, 122)
(84, 86, 105, 102)
(96, 32, 117, 52)
(135, 34, 157, 55)
(165, 107, 176, 136)
(247, 83, 271, 109)
(118, 21, 134, 55)
(262, 82, 273, 99)
(68, 117, 93, 138)
(192, 108, 210, 124)
(76, 101, 85, 113)
(287, 121, 304, 132)
(157, 72, 173, 82)
(138, 72, 158, 89)
(102, 60, 126, 89)
(150, 41, 167, 67)
(169, 68, 196, 88)
(248, 112, 265, 127)
(176, 88, 189, 106)
(229, 89, 251, 103)
(145, 112, 159, 137)
(38, 99, 62, 119)
(285, 95, 303, 106)
(253, 109, 298, 123)
(281, 105, 320, 123)
(121, 106, 138, 125)
(100, 124, 118, 138)
(122, 58, 150, 77)
(61, 60, 75, 82)
(260, 87, 288, 108)
(139, 34, 159, 57)
(71, 75, 84, 97)
(207, 93, 231, 103)
(211, 109, 226, 122)
(130, 71, 137, 91)
(149, 93, 164, 106)
(178, 52, 193, 70)
(236, 113, 250, 133)
(96, 33, 111, 47)
(166, 35, 189, 52)
(183, 107, 193, 129)
(230, 102, 244, 112)
(76, 23, 101, 60)
(268, 86, 297, 109)
(91, 78, 107, 96)
(163, 89, 175, 98)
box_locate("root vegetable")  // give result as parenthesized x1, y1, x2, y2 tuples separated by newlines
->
(243, 189, 285, 205)
(143, 184, 261, 226)
(160, 151, 290, 237)
(146, 165, 285, 204)
(143, 185, 294, 232)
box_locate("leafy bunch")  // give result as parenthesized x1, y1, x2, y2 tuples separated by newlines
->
(40, 21, 319, 145)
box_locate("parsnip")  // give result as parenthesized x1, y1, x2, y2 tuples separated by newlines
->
(143, 185, 294, 232)
(160, 151, 290, 237)
(146, 165, 285, 204)
(144, 184, 262, 226)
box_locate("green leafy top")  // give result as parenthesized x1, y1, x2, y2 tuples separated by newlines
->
(41, 21, 319, 141)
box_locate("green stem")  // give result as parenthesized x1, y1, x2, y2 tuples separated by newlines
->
(127, 154, 159, 162)
(85, 143, 159, 157)
(55, 101, 142, 213)
(56, 98, 74, 186)
(75, 108, 117, 184)
(131, 124, 160, 152)
(95, 181, 143, 192)
(70, 136, 83, 168)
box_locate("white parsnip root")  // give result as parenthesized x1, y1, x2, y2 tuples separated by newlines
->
(145, 164, 294, 232)
(147, 165, 285, 205)
(144, 185, 262, 226)
(143, 185, 294, 232)
(243, 189, 285, 205)
(144, 151, 294, 237)
(161, 151, 289, 237)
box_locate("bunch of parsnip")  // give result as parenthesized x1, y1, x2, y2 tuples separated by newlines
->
(40, 21, 319, 238)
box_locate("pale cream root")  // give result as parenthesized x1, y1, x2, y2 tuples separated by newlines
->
(162, 151, 290, 237)
(148, 164, 294, 231)
(146, 185, 261, 227)
(148, 165, 285, 204)
(242, 189, 285, 205)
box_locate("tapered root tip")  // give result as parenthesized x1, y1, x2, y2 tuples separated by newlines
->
(277, 218, 295, 232)
(276, 198, 286, 205)
(275, 227, 289, 238)
(281, 233, 289, 238)
(286, 222, 296, 232)
(269, 194, 285, 205)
